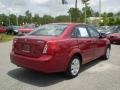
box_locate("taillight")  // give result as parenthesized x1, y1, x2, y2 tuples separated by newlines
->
(42, 41, 59, 55)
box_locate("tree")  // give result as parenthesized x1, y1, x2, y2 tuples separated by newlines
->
(81, 0, 90, 3)
(25, 10, 32, 24)
(94, 12, 99, 17)
(0, 14, 8, 26)
(18, 15, 25, 25)
(108, 17, 115, 26)
(9, 14, 17, 25)
(62, 0, 68, 4)
(33, 14, 40, 25)
(107, 12, 114, 17)
(68, 8, 82, 22)
(82, 6, 93, 18)
(115, 18, 120, 25)
(81, 0, 90, 23)
(42, 15, 54, 24)
(62, 0, 79, 9)
(116, 12, 120, 16)
(55, 15, 69, 22)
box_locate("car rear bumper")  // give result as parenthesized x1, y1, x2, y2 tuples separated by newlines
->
(10, 52, 65, 73)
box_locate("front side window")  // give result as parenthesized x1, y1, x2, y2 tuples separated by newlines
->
(87, 26, 100, 37)
(29, 24, 67, 36)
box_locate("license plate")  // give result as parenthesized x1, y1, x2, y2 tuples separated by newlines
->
(22, 45, 30, 53)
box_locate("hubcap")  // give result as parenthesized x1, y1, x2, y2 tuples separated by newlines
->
(71, 58, 80, 76)
(106, 48, 110, 59)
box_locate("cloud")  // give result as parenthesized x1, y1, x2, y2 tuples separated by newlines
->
(30, 0, 49, 4)
(0, 0, 120, 16)
(89, 0, 120, 13)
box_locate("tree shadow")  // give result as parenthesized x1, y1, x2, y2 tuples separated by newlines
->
(7, 58, 104, 87)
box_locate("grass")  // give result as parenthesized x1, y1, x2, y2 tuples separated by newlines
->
(0, 33, 15, 42)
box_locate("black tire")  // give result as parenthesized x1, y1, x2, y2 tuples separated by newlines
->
(65, 56, 81, 78)
(103, 47, 110, 60)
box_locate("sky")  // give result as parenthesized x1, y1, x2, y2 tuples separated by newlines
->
(0, 0, 120, 16)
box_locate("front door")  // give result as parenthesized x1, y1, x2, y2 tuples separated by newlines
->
(75, 25, 96, 64)
(87, 26, 106, 59)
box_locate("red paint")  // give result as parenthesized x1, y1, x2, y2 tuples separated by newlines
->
(10, 23, 110, 73)
(0, 26, 6, 33)
(19, 28, 33, 33)
(18, 24, 36, 33)
(107, 33, 120, 43)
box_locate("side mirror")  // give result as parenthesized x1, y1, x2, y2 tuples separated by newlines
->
(99, 33, 106, 38)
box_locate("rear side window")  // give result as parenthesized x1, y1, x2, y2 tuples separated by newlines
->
(71, 26, 90, 38)
(78, 27, 89, 37)
(29, 24, 67, 36)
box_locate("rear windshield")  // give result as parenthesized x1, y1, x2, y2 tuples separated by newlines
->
(29, 24, 68, 36)
(13, 26, 20, 29)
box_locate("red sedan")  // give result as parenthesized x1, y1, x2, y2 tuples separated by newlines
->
(18, 24, 36, 34)
(10, 23, 111, 78)
(107, 26, 120, 43)
(0, 26, 6, 33)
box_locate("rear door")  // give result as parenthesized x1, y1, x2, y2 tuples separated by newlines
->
(75, 25, 96, 63)
(87, 26, 106, 58)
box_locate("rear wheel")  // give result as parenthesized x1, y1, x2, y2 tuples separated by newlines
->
(65, 56, 81, 78)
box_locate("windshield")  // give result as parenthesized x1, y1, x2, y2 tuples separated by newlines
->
(29, 24, 68, 36)
(13, 26, 20, 29)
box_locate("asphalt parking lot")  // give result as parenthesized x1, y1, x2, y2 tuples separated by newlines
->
(0, 41, 120, 90)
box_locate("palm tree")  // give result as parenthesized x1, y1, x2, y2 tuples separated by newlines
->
(81, 0, 90, 23)
(62, 0, 90, 23)
(62, 0, 68, 4)
(81, 0, 90, 4)
(62, 0, 78, 9)
(75, 0, 78, 8)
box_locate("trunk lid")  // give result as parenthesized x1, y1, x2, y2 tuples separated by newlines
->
(13, 36, 48, 58)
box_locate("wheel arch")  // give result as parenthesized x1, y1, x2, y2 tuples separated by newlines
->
(72, 53, 83, 64)
(67, 51, 83, 68)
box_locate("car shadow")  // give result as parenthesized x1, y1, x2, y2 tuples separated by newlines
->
(7, 58, 103, 87)
(80, 58, 103, 73)
(111, 43, 120, 45)
(8, 68, 66, 87)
